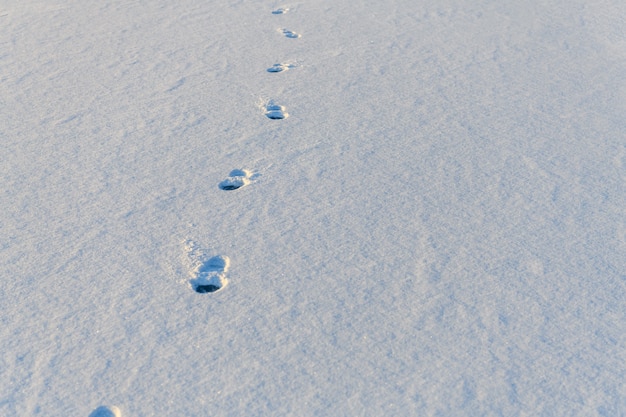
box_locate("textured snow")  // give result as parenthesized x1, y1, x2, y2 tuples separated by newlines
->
(1, 0, 625, 415)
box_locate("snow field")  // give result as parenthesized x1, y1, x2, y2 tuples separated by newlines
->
(0, 0, 625, 415)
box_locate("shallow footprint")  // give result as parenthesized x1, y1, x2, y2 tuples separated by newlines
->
(89, 406, 122, 417)
(267, 63, 296, 73)
(272, 7, 289, 14)
(219, 169, 252, 191)
(265, 102, 289, 120)
(191, 255, 230, 293)
(280, 28, 301, 38)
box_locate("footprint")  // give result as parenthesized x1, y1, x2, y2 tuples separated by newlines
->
(272, 7, 289, 14)
(191, 255, 230, 293)
(219, 169, 252, 191)
(264, 101, 289, 120)
(267, 62, 296, 73)
(280, 28, 301, 39)
(89, 406, 122, 417)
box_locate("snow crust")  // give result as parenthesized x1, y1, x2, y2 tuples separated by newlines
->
(1, 0, 625, 415)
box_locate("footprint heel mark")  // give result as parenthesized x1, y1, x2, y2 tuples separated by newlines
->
(280, 28, 301, 39)
(89, 406, 122, 417)
(272, 7, 289, 14)
(219, 169, 252, 191)
(191, 255, 230, 294)
(264, 101, 289, 120)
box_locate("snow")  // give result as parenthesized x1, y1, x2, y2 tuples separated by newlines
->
(1, 0, 625, 415)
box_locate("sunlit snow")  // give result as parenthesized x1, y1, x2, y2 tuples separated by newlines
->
(1, 0, 625, 415)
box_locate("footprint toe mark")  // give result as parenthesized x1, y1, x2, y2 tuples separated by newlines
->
(194, 284, 221, 293)
(220, 183, 243, 191)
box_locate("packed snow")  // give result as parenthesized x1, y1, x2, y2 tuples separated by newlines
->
(1, 0, 625, 415)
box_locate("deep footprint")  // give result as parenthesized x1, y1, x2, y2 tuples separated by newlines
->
(191, 255, 230, 294)
(280, 29, 301, 38)
(195, 284, 221, 293)
(265, 103, 289, 120)
(219, 169, 251, 191)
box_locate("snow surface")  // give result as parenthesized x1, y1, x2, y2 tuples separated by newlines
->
(1, 0, 625, 415)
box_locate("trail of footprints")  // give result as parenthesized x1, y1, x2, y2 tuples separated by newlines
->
(188, 6, 300, 294)
(267, 6, 298, 120)
(92, 8, 300, 417)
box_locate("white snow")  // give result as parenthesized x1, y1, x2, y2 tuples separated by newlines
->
(1, 0, 625, 415)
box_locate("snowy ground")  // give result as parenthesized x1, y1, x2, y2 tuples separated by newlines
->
(1, 0, 625, 415)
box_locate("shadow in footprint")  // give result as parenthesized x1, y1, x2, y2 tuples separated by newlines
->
(272, 7, 289, 14)
(191, 255, 230, 294)
(89, 406, 121, 417)
(219, 169, 252, 191)
(281, 28, 301, 38)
